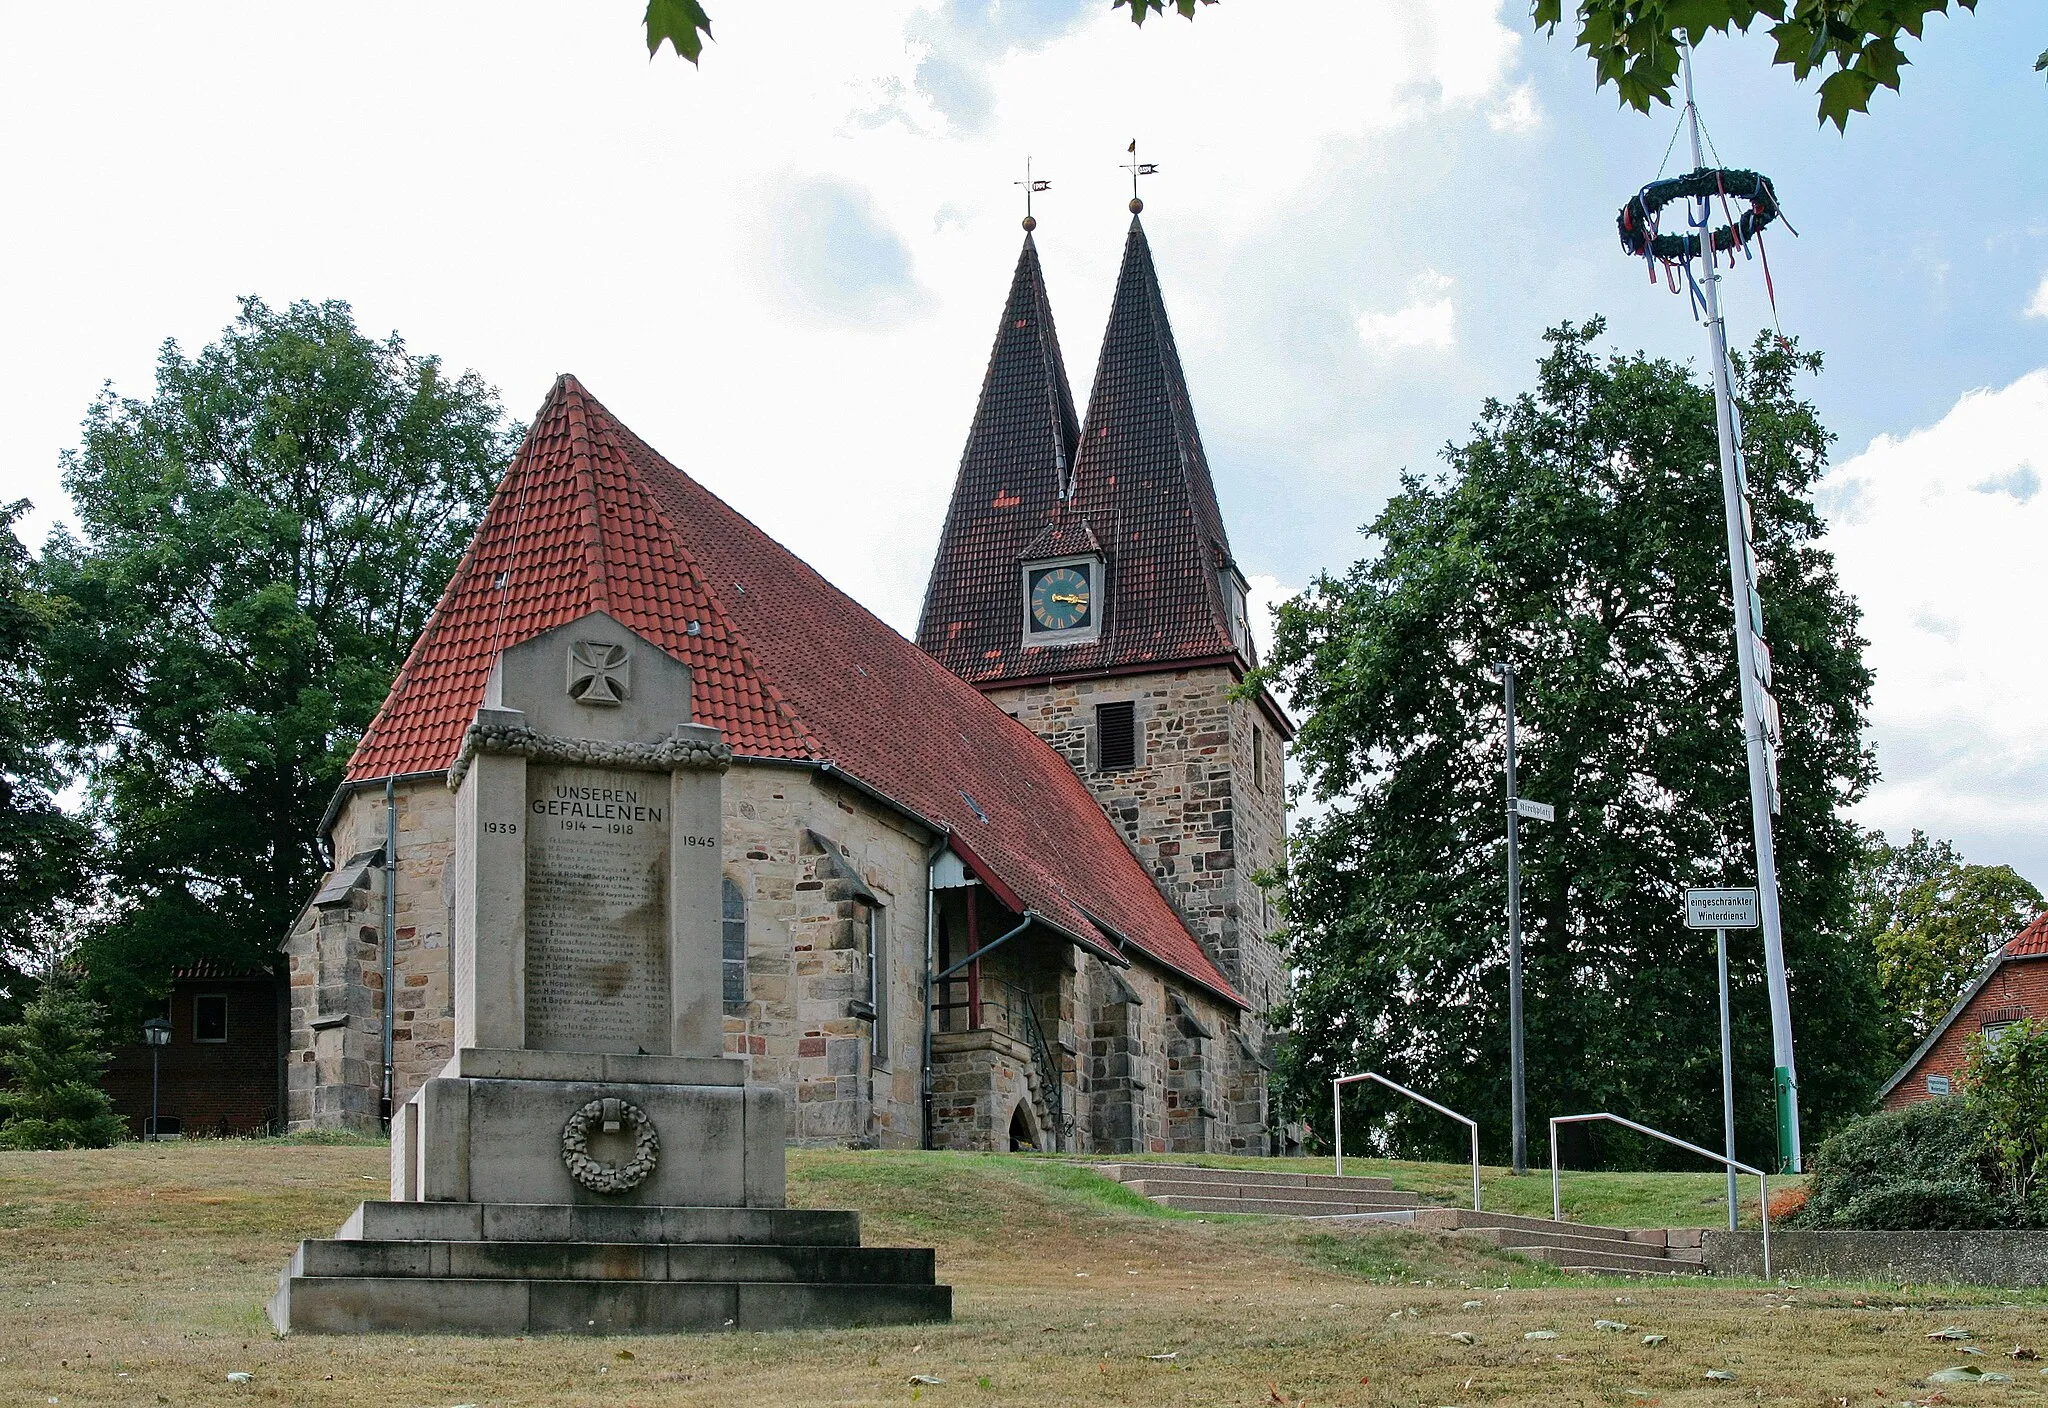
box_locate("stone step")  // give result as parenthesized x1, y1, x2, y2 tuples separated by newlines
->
(1090, 1164, 1395, 1193)
(1448, 1226, 1678, 1263)
(295, 1239, 936, 1284)
(339, 1201, 862, 1247)
(1410, 1208, 1644, 1244)
(272, 1274, 952, 1335)
(1152, 1193, 1425, 1217)
(1127, 1179, 1421, 1208)
(1534, 1246, 1695, 1276)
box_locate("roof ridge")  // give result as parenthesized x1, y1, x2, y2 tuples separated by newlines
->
(574, 394, 824, 759)
(560, 375, 612, 615)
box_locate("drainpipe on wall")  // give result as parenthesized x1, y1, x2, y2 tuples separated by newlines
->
(919, 832, 949, 1152)
(381, 778, 397, 1131)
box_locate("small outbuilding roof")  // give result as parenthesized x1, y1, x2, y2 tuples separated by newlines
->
(1877, 910, 2048, 1101)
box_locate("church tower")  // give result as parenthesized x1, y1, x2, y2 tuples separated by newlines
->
(918, 215, 1291, 1038)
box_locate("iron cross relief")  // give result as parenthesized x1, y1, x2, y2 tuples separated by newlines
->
(566, 640, 632, 706)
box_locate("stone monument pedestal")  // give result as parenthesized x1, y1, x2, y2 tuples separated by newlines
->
(270, 613, 949, 1335)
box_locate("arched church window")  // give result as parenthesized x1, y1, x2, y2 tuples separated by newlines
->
(722, 876, 747, 1014)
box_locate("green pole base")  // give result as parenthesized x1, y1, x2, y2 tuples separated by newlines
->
(1774, 1066, 1799, 1174)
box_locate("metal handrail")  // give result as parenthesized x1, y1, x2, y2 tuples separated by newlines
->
(1333, 1072, 1482, 1211)
(1549, 1111, 1770, 1281)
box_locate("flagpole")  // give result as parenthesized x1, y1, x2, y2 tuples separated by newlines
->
(1682, 41, 1802, 1173)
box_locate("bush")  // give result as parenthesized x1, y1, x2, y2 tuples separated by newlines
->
(0, 977, 125, 1149)
(1961, 1016, 2048, 1207)
(1792, 1096, 2032, 1229)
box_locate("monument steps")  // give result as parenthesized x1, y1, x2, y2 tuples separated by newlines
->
(1089, 1163, 1427, 1218)
(274, 1268, 952, 1336)
(274, 1200, 953, 1335)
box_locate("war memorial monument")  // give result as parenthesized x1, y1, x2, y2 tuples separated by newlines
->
(269, 612, 950, 1334)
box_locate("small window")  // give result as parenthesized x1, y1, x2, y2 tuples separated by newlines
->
(721, 876, 747, 1015)
(1252, 724, 1266, 791)
(193, 994, 228, 1044)
(1097, 701, 1137, 772)
(862, 902, 889, 1064)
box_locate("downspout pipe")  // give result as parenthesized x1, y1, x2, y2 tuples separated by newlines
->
(920, 831, 950, 1152)
(381, 778, 397, 1131)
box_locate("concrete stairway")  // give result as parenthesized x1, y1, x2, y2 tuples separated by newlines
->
(1091, 1163, 1427, 1219)
(271, 1201, 951, 1335)
(1412, 1208, 1705, 1275)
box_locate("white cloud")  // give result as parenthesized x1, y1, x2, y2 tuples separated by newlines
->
(1488, 81, 1540, 133)
(1821, 370, 2048, 884)
(2027, 272, 2048, 320)
(1356, 270, 1457, 352)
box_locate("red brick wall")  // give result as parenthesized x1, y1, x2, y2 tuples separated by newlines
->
(104, 978, 283, 1137)
(1884, 956, 2048, 1110)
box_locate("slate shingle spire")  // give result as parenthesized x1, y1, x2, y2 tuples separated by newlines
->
(919, 214, 1249, 686)
(916, 234, 1083, 666)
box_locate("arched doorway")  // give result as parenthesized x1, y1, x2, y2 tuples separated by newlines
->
(1008, 1100, 1040, 1152)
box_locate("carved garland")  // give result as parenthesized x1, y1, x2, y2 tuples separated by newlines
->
(448, 722, 733, 791)
(560, 1097, 661, 1193)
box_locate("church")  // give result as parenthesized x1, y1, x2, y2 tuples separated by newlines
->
(283, 206, 1292, 1156)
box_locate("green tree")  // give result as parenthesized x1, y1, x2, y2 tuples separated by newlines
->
(0, 501, 93, 1009)
(0, 975, 124, 1149)
(35, 297, 520, 1021)
(1853, 829, 2043, 1059)
(1962, 1017, 2048, 1213)
(1259, 320, 1883, 1169)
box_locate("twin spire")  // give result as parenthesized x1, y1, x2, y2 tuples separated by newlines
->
(915, 200, 1247, 687)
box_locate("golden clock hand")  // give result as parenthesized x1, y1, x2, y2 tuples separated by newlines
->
(1051, 593, 1089, 606)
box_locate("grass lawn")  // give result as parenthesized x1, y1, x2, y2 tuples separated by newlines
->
(2, 1140, 2042, 1407)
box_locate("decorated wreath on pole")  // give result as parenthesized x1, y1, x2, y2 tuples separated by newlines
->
(1618, 167, 1782, 261)
(561, 1097, 661, 1193)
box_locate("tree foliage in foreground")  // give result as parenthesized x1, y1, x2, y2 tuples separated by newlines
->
(641, 0, 2040, 131)
(1258, 320, 1884, 1169)
(1852, 829, 2043, 1060)
(0, 501, 93, 1007)
(0, 976, 123, 1150)
(35, 297, 520, 1020)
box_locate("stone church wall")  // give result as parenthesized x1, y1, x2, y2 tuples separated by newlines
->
(985, 665, 1287, 1048)
(284, 759, 1266, 1154)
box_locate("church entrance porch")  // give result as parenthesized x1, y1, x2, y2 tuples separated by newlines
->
(924, 887, 1074, 1153)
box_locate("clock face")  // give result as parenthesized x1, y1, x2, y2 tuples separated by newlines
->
(1029, 564, 1092, 633)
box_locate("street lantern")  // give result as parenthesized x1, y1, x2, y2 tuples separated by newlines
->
(141, 1016, 171, 1141)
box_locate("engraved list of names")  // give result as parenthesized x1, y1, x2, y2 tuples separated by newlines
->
(524, 765, 669, 1054)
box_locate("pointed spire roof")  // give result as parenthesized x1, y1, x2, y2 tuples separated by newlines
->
(920, 214, 1246, 686)
(916, 233, 1083, 662)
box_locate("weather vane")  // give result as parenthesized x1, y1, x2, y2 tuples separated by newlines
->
(1015, 157, 1051, 231)
(1122, 139, 1158, 213)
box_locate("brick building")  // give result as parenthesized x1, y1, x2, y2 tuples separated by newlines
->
(103, 965, 284, 1137)
(282, 211, 1288, 1154)
(1879, 911, 2048, 1109)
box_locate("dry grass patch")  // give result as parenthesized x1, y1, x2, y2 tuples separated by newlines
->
(0, 1141, 2042, 1406)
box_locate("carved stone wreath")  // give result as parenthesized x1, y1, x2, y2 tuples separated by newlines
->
(560, 1097, 660, 1194)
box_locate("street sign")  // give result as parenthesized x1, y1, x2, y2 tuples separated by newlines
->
(1514, 798, 1554, 823)
(1686, 887, 1759, 930)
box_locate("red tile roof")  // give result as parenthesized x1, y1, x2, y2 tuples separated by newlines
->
(344, 375, 1242, 1007)
(918, 217, 1245, 685)
(347, 377, 815, 778)
(2004, 911, 2048, 959)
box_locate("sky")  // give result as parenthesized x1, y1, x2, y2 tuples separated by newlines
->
(2, 2, 2044, 887)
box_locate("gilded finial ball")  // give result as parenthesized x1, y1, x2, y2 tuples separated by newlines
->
(1022, 214, 1037, 232)
(1129, 196, 1144, 214)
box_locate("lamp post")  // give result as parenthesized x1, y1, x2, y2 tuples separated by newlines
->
(141, 1016, 171, 1141)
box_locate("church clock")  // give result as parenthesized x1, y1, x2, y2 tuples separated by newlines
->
(1022, 557, 1100, 644)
